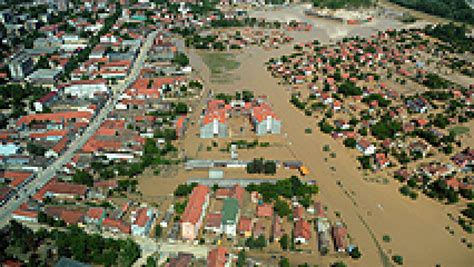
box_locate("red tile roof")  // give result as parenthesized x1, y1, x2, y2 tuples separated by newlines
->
(17, 111, 93, 126)
(238, 216, 252, 233)
(60, 209, 85, 225)
(33, 180, 87, 201)
(86, 207, 104, 220)
(93, 180, 118, 189)
(52, 136, 69, 154)
(207, 247, 228, 267)
(294, 219, 311, 241)
(12, 208, 38, 219)
(256, 203, 273, 217)
(29, 130, 68, 139)
(182, 185, 209, 224)
(102, 218, 131, 234)
(1, 171, 33, 188)
(205, 213, 222, 228)
(134, 208, 150, 227)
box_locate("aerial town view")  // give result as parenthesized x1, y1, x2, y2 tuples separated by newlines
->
(0, 0, 473, 266)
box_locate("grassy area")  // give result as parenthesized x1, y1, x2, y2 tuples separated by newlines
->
(199, 52, 240, 83)
(449, 126, 470, 136)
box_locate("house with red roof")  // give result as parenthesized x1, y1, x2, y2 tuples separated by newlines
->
(60, 209, 85, 225)
(294, 219, 311, 244)
(12, 208, 38, 223)
(238, 216, 253, 238)
(200, 109, 228, 138)
(33, 180, 88, 202)
(357, 138, 376, 156)
(272, 215, 283, 242)
(205, 213, 222, 234)
(332, 223, 347, 252)
(293, 205, 304, 221)
(0, 171, 34, 190)
(374, 153, 390, 170)
(131, 207, 155, 236)
(102, 217, 131, 234)
(256, 203, 273, 217)
(181, 185, 210, 240)
(251, 102, 281, 136)
(175, 116, 187, 139)
(85, 207, 106, 224)
(207, 247, 229, 267)
(16, 111, 93, 128)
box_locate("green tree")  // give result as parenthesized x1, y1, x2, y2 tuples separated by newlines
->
(279, 233, 289, 250)
(172, 52, 189, 67)
(72, 170, 93, 187)
(392, 255, 404, 265)
(236, 250, 246, 267)
(349, 246, 362, 259)
(331, 262, 347, 267)
(274, 199, 291, 217)
(279, 257, 290, 267)
(343, 138, 357, 148)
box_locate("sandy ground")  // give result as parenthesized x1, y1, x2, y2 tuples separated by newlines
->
(136, 5, 474, 267)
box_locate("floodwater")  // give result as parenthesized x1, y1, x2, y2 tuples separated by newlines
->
(163, 4, 474, 266)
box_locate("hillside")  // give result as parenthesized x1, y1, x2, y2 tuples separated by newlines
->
(388, 0, 474, 24)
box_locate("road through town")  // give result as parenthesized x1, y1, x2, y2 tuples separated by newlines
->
(0, 31, 158, 227)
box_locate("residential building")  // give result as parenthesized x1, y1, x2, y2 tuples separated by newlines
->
(221, 198, 239, 237)
(85, 207, 105, 224)
(207, 247, 230, 267)
(251, 102, 281, 135)
(356, 138, 376, 155)
(8, 52, 34, 80)
(181, 185, 210, 240)
(131, 207, 155, 236)
(205, 213, 222, 234)
(63, 79, 109, 98)
(237, 216, 252, 238)
(167, 253, 193, 267)
(256, 203, 273, 217)
(332, 223, 347, 252)
(294, 219, 311, 244)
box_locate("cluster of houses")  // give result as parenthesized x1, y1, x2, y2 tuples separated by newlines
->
(173, 183, 353, 262)
(267, 28, 474, 193)
(1, 0, 208, 240)
(196, 28, 293, 50)
(11, 177, 156, 237)
(200, 98, 281, 138)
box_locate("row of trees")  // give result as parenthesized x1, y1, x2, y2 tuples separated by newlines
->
(246, 158, 277, 175)
(246, 176, 319, 203)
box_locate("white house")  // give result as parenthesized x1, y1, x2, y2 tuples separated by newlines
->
(357, 139, 376, 156)
(131, 208, 155, 236)
(63, 79, 109, 98)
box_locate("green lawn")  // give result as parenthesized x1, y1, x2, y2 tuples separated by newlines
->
(199, 52, 240, 83)
(449, 126, 470, 136)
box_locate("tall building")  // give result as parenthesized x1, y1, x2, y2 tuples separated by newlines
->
(8, 53, 34, 81)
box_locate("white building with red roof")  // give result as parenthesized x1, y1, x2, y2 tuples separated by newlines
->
(181, 185, 210, 240)
(251, 102, 281, 136)
(131, 207, 155, 236)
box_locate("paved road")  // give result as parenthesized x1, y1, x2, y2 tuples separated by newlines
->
(0, 31, 158, 227)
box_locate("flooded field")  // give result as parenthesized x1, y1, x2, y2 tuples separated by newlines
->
(138, 4, 474, 267)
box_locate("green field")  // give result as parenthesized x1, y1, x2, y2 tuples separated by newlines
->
(199, 52, 240, 83)
(449, 126, 470, 136)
